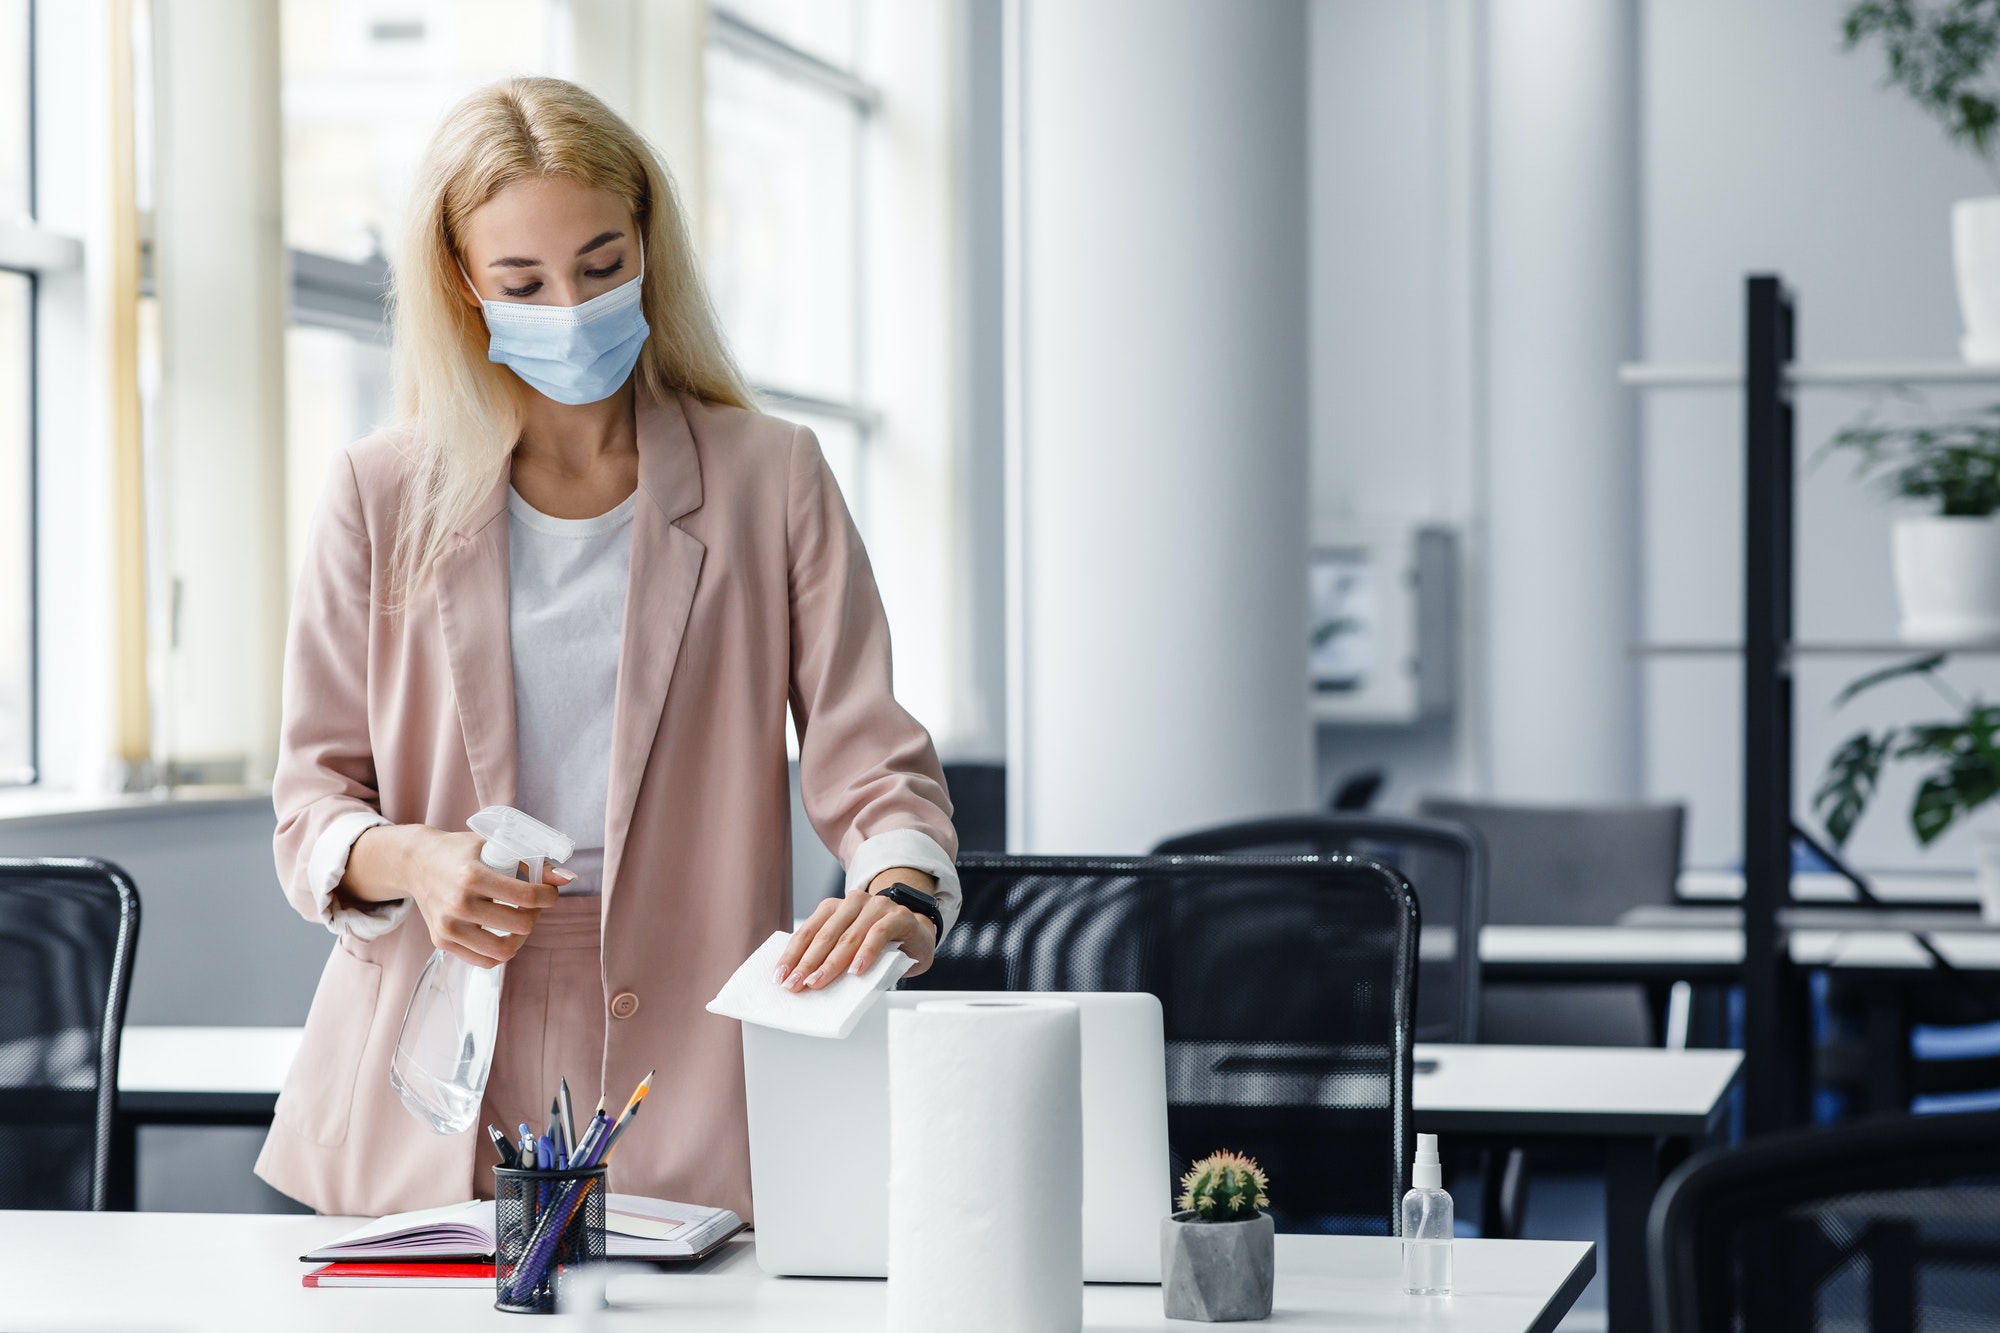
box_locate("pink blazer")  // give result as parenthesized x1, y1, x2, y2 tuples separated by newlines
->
(253, 390, 956, 1219)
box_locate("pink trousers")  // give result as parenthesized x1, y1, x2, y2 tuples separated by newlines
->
(471, 895, 606, 1199)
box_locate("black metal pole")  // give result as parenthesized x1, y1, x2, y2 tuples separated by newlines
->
(1743, 274, 1806, 1134)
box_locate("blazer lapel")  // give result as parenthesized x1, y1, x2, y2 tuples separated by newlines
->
(602, 393, 706, 906)
(433, 473, 517, 811)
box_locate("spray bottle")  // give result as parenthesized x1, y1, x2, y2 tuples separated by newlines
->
(389, 806, 574, 1134)
(1401, 1132, 1454, 1295)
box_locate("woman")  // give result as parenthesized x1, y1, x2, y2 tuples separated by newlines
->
(255, 77, 957, 1220)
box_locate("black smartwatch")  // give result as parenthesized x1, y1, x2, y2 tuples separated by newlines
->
(873, 881, 944, 940)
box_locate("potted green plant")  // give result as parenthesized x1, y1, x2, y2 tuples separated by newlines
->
(1813, 651, 2000, 916)
(1162, 1151, 1274, 1323)
(1824, 403, 2000, 641)
(1845, 0, 2000, 360)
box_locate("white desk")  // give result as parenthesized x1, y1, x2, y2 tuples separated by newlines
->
(1678, 869, 1980, 904)
(1480, 920, 2000, 981)
(119, 1029, 1723, 1333)
(119, 1028, 1738, 1135)
(1414, 1042, 1739, 1138)
(3, 1211, 1594, 1333)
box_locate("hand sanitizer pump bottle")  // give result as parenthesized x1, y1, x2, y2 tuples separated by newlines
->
(389, 806, 573, 1134)
(1401, 1132, 1454, 1295)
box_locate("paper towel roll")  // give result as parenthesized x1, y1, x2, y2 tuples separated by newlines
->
(887, 998, 1083, 1333)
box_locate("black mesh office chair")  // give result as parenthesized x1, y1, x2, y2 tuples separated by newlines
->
(1152, 815, 1485, 1045)
(1649, 1109, 2000, 1332)
(0, 858, 140, 1210)
(1419, 797, 1685, 1047)
(912, 852, 1419, 1235)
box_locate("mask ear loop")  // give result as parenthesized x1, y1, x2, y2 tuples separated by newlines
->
(455, 253, 486, 311)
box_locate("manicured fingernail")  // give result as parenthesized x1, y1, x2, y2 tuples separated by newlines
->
(849, 957, 867, 975)
(553, 869, 576, 884)
(804, 970, 823, 989)
(773, 965, 789, 984)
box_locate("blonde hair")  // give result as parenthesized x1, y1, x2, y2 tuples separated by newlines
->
(387, 76, 751, 600)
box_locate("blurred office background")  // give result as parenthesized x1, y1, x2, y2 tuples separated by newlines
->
(6, 0, 2000, 1288)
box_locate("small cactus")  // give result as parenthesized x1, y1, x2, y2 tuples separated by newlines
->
(1177, 1150, 1270, 1222)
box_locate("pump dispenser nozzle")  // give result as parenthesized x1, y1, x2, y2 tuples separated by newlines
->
(1412, 1132, 1442, 1190)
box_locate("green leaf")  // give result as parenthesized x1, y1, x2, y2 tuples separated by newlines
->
(1912, 771, 1964, 843)
(1833, 653, 1948, 708)
(1813, 730, 1892, 847)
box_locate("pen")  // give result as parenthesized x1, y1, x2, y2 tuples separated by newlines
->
(580, 1111, 608, 1159)
(487, 1124, 517, 1167)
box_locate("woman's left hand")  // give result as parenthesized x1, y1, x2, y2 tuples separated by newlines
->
(776, 868, 939, 990)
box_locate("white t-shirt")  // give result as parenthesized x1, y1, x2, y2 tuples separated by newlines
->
(303, 484, 960, 939)
(504, 484, 634, 896)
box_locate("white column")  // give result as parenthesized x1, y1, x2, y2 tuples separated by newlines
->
(1484, 0, 1641, 801)
(1007, 0, 1311, 853)
(152, 0, 287, 782)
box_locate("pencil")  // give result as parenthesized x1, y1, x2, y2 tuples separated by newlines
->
(611, 1069, 655, 1132)
(558, 1077, 578, 1151)
(599, 1102, 640, 1160)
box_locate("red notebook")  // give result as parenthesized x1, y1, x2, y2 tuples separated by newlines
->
(303, 1262, 495, 1289)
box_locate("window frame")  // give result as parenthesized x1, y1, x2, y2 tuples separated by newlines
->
(0, 0, 44, 787)
(707, 4, 884, 515)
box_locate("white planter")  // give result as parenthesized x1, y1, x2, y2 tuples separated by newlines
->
(1955, 197, 2000, 363)
(1977, 832, 2000, 924)
(1892, 516, 2000, 644)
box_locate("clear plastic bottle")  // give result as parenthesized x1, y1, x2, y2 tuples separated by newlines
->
(389, 806, 573, 1134)
(1401, 1132, 1453, 1295)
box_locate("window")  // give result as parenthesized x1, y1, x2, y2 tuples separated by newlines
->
(0, 0, 34, 784)
(279, 0, 569, 579)
(704, 2, 880, 529)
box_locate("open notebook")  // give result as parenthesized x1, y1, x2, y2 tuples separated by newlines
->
(302, 1194, 743, 1264)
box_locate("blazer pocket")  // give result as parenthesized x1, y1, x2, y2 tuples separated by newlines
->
(274, 942, 383, 1149)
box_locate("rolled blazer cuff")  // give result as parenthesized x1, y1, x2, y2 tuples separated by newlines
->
(306, 808, 408, 940)
(844, 828, 961, 942)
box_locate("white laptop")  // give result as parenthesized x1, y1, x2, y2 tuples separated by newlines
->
(742, 989, 1170, 1283)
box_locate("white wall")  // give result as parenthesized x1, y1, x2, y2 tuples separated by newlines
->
(1641, 0, 2000, 869)
(1308, 0, 1485, 810)
(1010, 0, 1312, 853)
(1311, 0, 2000, 870)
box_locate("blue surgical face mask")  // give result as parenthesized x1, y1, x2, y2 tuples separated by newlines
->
(463, 247, 651, 406)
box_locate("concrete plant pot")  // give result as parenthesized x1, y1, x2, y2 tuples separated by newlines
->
(1161, 1211, 1274, 1322)
(1957, 197, 2000, 363)
(1892, 516, 2000, 644)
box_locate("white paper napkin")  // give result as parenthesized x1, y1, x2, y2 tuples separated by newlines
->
(705, 929, 915, 1039)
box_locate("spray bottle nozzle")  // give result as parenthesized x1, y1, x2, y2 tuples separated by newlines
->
(1412, 1132, 1443, 1190)
(467, 805, 575, 880)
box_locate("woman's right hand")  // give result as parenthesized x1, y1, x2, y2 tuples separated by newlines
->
(342, 824, 571, 968)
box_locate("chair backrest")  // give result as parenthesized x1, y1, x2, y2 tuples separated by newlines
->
(1650, 1109, 2000, 1332)
(0, 858, 140, 1210)
(912, 852, 1419, 1235)
(1152, 815, 1485, 1044)
(1417, 797, 1683, 926)
(941, 761, 1006, 853)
